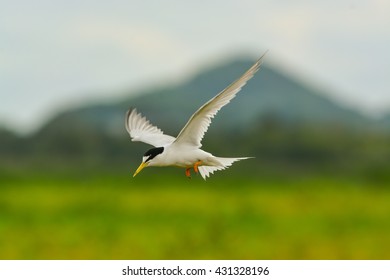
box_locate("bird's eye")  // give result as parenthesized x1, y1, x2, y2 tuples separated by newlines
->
(143, 147, 164, 162)
(145, 156, 152, 162)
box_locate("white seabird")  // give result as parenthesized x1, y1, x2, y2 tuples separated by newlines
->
(126, 52, 267, 180)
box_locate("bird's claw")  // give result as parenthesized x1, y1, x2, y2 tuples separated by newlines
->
(185, 161, 202, 179)
(185, 168, 191, 179)
(194, 160, 202, 173)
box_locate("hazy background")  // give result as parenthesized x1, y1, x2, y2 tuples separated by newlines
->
(1, 0, 390, 260)
(1, 0, 390, 134)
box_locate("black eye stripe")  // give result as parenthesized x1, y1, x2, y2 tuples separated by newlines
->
(144, 147, 164, 161)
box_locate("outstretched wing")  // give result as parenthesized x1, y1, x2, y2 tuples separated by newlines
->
(173, 51, 267, 148)
(125, 108, 176, 147)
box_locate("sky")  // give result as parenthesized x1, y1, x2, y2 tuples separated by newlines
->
(1, 0, 390, 134)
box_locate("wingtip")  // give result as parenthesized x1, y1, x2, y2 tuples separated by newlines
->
(255, 50, 269, 66)
(247, 50, 269, 76)
(126, 107, 137, 116)
(125, 107, 140, 135)
(260, 49, 269, 59)
(125, 107, 135, 121)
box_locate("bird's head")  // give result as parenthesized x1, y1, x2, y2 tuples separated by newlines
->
(133, 147, 164, 177)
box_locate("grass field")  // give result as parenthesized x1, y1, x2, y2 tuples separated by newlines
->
(0, 168, 389, 259)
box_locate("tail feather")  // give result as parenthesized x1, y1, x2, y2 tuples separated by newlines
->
(198, 157, 252, 180)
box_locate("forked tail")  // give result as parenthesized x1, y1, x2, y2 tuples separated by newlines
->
(198, 157, 253, 180)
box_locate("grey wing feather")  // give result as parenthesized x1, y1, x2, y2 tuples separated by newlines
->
(125, 108, 176, 147)
(173, 51, 267, 148)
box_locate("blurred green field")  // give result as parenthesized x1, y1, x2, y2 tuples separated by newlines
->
(0, 168, 389, 259)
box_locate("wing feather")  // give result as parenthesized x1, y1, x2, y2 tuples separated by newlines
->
(125, 108, 175, 147)
(198, 157, 252, 180)
(173, 52, 267, 148)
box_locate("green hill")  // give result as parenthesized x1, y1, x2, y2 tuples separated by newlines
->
(2, 56, 389, 173)
(37, 57, 378, 139)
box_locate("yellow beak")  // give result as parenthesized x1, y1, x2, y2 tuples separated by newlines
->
(133, 162, 148, 177)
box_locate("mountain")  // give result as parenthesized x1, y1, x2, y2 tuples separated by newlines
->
(3, 55, 390, 172)
(379, 114, 390, 127)
(36, 57, 378, 141)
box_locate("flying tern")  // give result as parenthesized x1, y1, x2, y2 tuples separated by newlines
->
(126, 52, 267, 180)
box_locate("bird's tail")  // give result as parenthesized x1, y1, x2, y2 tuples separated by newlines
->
(198, 157, 253, 180)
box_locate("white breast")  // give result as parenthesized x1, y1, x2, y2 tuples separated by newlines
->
(153, 144, 212, 168)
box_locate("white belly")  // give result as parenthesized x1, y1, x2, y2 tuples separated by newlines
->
(157, 146, 214, 168)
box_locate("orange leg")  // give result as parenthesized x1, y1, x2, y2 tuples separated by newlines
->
(193, 160, 202, 174)
(185, 168, 191, 178)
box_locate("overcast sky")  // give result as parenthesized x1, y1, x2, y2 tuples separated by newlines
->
(1, 0, 389, 134)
